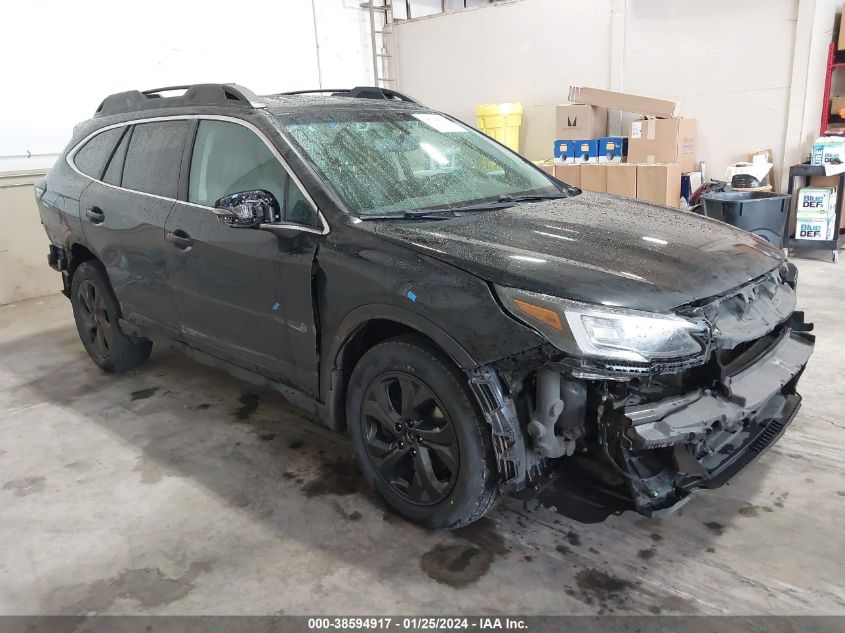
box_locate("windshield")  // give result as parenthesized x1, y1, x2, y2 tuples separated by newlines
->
(279, 109, 560, 216)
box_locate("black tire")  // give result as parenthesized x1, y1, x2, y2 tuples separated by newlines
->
(346, 335, 501, 529)
(70, 260, 152, 373)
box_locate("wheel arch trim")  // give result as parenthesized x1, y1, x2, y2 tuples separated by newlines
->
(322, 304, 480, 430)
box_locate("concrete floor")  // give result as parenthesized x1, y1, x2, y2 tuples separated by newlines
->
(1, 258, 844, 616)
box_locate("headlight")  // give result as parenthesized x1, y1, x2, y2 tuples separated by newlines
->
(495, 285, 706, 363)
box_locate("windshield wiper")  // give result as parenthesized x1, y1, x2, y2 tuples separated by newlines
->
(448, 200, 517, 212)
(449, 192, 572, 213)
(360, 192, 571, 219)
(497, 192, 571, 202)
(361, 209, 458, 220)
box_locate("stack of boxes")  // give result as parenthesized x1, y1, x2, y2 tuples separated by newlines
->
(548, 86, 698, 208)
(796, 186, 838, 242)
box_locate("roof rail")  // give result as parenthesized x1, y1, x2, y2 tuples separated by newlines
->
(94, 83, 265, 117)
(276, 86, 421, 105)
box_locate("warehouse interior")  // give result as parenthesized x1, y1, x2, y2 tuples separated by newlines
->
(1, 0, 844, 619)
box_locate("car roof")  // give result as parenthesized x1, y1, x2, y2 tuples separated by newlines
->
(262, 93, 424, 115)
(92, 83, 425, 119)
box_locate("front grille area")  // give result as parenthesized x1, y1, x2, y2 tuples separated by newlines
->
(751, 419, 786, 453)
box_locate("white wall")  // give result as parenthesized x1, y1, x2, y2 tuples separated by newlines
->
(391, 0, 612, 161)
(621, 0, 797, 184)
(391, 0, 835, 184)
(0, 173, 61, 304)
(0, 0, 373, 173)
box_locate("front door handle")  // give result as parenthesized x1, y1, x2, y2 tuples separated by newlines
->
(166, 230, 194, 250)
(85, 207, 105, 224)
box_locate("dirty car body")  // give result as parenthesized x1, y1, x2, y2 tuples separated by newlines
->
(36, 83, 814, 526)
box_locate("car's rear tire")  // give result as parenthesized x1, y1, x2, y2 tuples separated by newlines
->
(70, 260, 152, 373)
(346, 335, 501, 529)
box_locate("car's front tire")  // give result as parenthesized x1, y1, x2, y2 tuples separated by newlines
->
(346, 335, 501, 528)
(70, 260, 152, 373)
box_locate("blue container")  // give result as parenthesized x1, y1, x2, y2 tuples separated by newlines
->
(598, 137, 627, 163)
(553, 140, 577, 164)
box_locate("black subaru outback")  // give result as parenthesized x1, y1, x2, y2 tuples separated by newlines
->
(36, 83, 814, 528)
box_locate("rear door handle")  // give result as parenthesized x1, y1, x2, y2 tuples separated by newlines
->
(85, 207, 105, 224)
(166, 230, 194, 250)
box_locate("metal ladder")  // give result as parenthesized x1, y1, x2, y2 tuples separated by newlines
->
(362, 0, 395, 87)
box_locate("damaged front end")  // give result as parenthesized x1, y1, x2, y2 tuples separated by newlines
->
(480, 263, 815, 519)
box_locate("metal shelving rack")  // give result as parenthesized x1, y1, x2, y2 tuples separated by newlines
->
(785, 164, 843, 263)
(820, 43, 845, 135)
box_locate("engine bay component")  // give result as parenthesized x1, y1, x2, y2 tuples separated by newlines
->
(527, 369, 566, 458)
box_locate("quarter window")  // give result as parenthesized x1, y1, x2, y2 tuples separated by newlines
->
(103, 126, 132, 186)
(285, 178, 318, 228)
(73, 128, 123, 179)
(122, 121, 190, 198)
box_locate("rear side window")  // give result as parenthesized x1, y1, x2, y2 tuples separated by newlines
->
(73, 128, 123, 179)
(122, 121, 190, 198)
(103, 126, 132, 186)
(188, 120, 287, 207)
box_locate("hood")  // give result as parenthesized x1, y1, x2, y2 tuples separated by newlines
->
(361, 191, 785, 313)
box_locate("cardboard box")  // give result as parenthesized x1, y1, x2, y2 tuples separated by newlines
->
(573, 139, 599, 163)
(598, 137, 627, 163)
(606, 163, 637, 198)
(553, 140, 577, 164)
(831, 96, 845, 115)
(636, 163, 682, 208)
(555, 104, 607, 140)
(580, 164, 607, 193)
(627, 118, 697, 173)
(568, 86, 681, 118)
(533, 160, 555, 175)
(796, 187, 837, 240)
(810, 175, 845, 228)
(811, 137, 845, 166)
(681, 171, 703, 204)
(554, 164, 581, 187)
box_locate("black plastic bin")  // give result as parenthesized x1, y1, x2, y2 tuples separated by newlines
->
(701, 191, 791, 247)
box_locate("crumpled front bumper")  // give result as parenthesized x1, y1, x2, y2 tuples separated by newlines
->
(618, 322, 815, 516)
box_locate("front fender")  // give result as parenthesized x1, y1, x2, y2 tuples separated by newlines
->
(329, 302, 479, 373)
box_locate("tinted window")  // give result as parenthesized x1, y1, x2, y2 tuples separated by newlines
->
(73, 128, 123, 179)
(122, 121, 189, 197)
(103, 126, 132, 186)
(188, 120, 287, 208)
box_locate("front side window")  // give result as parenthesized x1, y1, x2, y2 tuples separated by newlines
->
(122, 121, 190, 198)
(281, 110, 558, 216)
(73, 127, 123, 179)
(188, 120, 288, 208)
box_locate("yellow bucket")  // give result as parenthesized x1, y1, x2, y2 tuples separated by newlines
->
(475, 102, 523, 153)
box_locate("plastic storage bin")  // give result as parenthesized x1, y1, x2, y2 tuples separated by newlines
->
(701, 191, 791, 247)
(475, 103, 523, 153)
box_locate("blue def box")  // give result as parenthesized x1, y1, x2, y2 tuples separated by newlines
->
(598, 137, 627, 163)
(572, 139, 599, 163)
(553, 140, 577, 164)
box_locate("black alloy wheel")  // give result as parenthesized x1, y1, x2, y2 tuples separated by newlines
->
(360, 372, 459, 505)
(76, 279, 113, 360)
(70, 260, 152, 373)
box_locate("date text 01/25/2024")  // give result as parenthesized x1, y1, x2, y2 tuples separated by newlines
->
(307, 618, 527, 630)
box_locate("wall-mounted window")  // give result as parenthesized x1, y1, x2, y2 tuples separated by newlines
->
(393, 0, 494, 21)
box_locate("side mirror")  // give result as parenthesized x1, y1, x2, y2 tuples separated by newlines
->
(214, 190, 280, 228)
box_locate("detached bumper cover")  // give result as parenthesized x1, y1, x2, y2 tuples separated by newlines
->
(619, 326, 814, 516)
